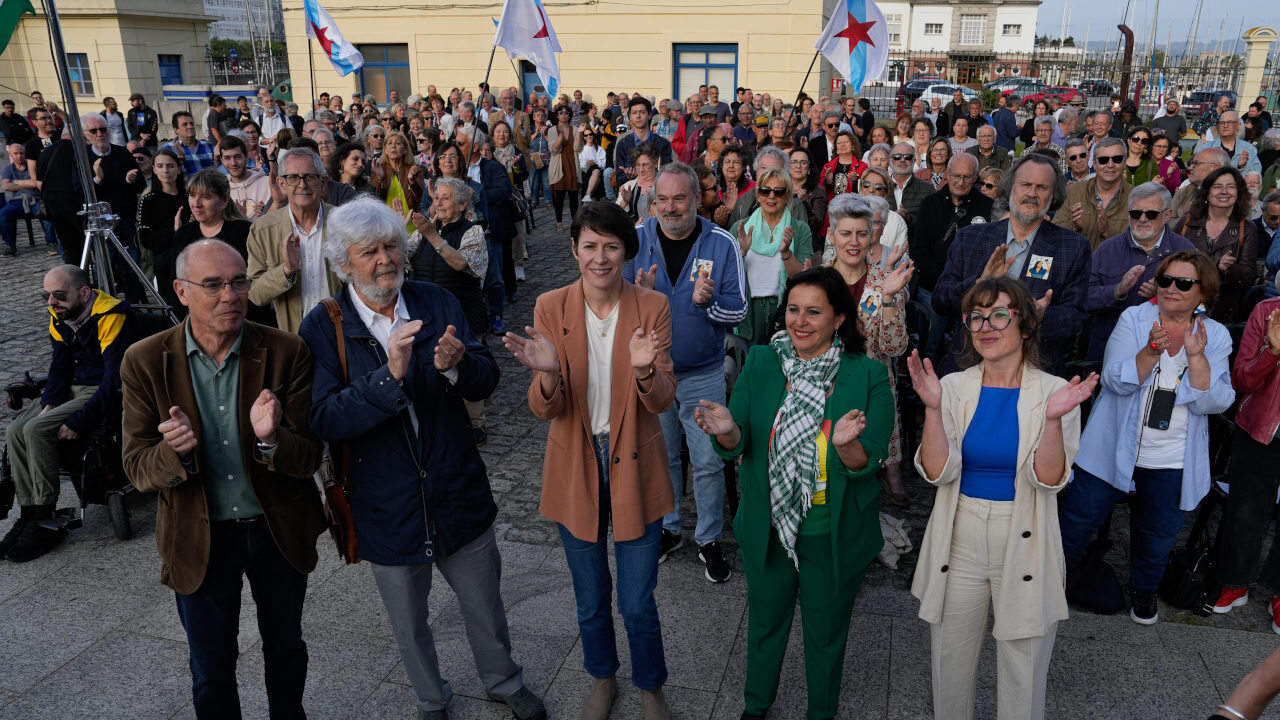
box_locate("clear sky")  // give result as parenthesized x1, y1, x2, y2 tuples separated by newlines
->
(1034, 0, 1275, 52)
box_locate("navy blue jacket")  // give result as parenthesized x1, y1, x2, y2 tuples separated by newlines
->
(473, 157, 515, 243)
(300, 281, 499, 566)
(43, 290, 135, 435)
(933, 219, 1091, 375)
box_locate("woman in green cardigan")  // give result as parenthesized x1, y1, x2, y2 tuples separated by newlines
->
(694, 266, 895, 720)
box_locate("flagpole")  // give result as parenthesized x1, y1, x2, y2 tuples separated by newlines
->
(307, 37, 317, 114)
(469, 44, 498, 164)
(785, 49, 821, 136)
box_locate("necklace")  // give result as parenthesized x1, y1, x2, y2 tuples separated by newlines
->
(585, 299, 619, 338)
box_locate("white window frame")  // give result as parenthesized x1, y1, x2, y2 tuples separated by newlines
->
(924, 23, 943, 36)
(1002, 24, 1022, 37)
(959, 15, 985, 45)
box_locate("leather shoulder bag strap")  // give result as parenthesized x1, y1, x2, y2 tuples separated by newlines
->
(320, 297, 351, 488)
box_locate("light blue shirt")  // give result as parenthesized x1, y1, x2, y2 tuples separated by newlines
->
(1003, 220, 1039, 279)
(1074, 302, 1236, 510)
(1193, 136, 1262, 176)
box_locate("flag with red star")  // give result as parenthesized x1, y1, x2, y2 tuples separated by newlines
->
(815, 0, 888, 93)
(304, 0, 363, 76)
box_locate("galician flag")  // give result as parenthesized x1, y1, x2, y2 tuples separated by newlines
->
(493, 0, 562, 98)
(303, 0, 364, 76)
(815, 0, 889, 93)
(0, 0, 34, 56)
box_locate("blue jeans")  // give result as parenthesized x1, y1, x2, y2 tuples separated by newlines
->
(0, 198, 24, 251)
(174, 518, 309, 719)
(1058, 465, 1185, 593)
(558, 433, 667, 690)
(603, 168, 617, 201)
(529, 166, 550, 205)
(485, 233, 504, 320)
(659, 363, 727, 545)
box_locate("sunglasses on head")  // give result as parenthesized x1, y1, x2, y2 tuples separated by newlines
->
(757, 186, 788, 197)
(1094, 154, 1124, 165)
(1128, 209, 1162, 220)
(1156, 274, 1198, 291)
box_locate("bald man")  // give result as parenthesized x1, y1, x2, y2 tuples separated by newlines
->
(1, 265, 136, 562)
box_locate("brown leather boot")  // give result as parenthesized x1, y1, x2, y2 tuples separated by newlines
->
(578, 676, 617, 720)
(640, 687, 670, 720)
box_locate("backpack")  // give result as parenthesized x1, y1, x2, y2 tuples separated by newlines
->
(1159, 488, 1223, 615)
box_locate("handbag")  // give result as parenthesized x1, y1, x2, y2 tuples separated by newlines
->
(319, 297, 359, 564)
(1159, 488, 1223, 614)
(1065, 506, 1126, 614)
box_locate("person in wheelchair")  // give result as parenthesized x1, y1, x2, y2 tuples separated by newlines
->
(1, 264, 136, 562)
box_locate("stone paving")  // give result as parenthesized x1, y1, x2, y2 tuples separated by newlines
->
(1, 208, 1279, 719)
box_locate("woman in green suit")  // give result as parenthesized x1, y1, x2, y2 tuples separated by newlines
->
(693, 266, 895, 720)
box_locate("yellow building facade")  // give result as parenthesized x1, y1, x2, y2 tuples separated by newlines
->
(0, 0, 213, 121)
(284, 0, 826, 107)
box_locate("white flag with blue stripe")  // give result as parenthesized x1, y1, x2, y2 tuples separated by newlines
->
(816, 0, 889, 93)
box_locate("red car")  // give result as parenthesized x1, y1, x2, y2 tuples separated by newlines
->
(1021, 86, 1083, 106)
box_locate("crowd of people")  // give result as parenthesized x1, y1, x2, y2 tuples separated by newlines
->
(3, 80, 1280, 720)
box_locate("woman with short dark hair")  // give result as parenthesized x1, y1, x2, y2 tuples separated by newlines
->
(909, 276, 1095, 720)
(505, 201, 676, 720)
(694, 266, 895, 720)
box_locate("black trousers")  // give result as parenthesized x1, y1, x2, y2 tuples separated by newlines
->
(1218, 427, 1280, 592)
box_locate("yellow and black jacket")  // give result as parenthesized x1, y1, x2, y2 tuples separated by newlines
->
(41, 289, 135, 434)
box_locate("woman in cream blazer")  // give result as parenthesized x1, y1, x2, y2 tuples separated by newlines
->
(907, 276, 1096, 720)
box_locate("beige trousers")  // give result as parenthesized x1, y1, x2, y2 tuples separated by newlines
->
(930, 495, 1057, 720)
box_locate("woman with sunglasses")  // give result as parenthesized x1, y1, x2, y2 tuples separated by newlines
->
(362, 124, 385, 159)
(1061, 250, 1233, 625)
(549, 105, 581, 231)
(1124, 127, 1158, 185)
(729, 166, 813, 345)
(789, 148, 827, 249)
(694, 266, 895, 720)
(1177, 166, 1259, 322)
(1150, 134, 1184, 194)
(577, 124, 607, 201)
(909, 277, 1095, 720)
(978, 167, 1003, 201)
(915, 137, 952, 190)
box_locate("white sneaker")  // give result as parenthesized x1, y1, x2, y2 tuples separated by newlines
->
(515, 266, 526, 281)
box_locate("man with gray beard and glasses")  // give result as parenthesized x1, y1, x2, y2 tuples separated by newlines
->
(931, 153, 1092, 375)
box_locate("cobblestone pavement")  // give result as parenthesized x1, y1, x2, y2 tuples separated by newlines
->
(1, 208, 1279, 719)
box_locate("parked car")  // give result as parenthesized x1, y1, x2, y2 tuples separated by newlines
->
(1022, 86, 1084, 106)
(917, 84, 979, 109)
(1002, 80, 1047, 104)
(985, 77, 1043, 95)
(1077, 79, 1117, 97)
(1184, 89, 1238, 119)
(895, 76, 943, 112)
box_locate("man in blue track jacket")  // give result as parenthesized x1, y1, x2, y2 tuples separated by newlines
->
(624, 162, 746, 583)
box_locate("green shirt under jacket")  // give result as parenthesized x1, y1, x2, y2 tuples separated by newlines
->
(714, 344, 895, 586)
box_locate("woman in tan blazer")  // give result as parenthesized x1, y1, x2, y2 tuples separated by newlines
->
(906, 276, 1096, 720)
(504, 201, 676, 720)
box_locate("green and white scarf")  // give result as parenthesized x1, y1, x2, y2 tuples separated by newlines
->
(744, 206, 794, 299)
(767, 329, 843, 568)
